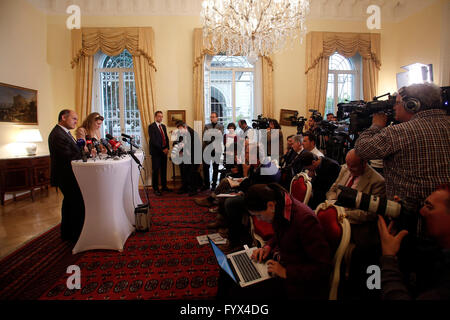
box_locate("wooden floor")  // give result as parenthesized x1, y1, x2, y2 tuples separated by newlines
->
(0, 188, 62, 259)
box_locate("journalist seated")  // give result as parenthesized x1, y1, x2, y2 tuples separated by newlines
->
(300, 152, 340, 210)
(326, 149, 386, 227)
(217, 184, 331, 299)
(280, 135, 306, 189)
(378, 184, 450, 300)
(204, 143, 281, 235)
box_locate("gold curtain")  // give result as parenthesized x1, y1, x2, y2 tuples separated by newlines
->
(71, 27, 157, 144)
(305, 32, 381, 115)
(193, 28, 274, 122)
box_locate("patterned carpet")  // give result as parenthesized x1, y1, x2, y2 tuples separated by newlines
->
(0, 191, 219, 300)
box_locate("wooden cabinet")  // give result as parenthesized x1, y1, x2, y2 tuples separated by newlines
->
(0, 155, 51, 205)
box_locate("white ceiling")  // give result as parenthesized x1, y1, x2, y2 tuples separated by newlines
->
(27, 0, 439, 22)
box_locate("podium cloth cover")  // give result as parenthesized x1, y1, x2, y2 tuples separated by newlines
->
(71, 153, 143, 254)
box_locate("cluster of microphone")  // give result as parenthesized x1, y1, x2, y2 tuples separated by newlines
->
(76, 133, 142, 167)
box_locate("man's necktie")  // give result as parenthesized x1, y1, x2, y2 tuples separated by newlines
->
(159, 124, 166, 147)
(346, 175, 356, 188)
(68, 131, 76, 142)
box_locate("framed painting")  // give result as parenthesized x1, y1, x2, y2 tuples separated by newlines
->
(167, 110, 186, 127)
(0, 83, 38, 125)
(279, 109, 298, 126)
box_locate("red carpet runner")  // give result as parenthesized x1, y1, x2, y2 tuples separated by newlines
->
(0, 192, 219, 300)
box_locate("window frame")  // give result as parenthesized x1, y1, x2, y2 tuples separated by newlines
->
(92, 51, 142, 145)
(326, 52, 362, 115)
(204, 55, 262, 126)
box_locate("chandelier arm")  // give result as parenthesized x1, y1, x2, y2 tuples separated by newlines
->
(254, 0, 273, 35)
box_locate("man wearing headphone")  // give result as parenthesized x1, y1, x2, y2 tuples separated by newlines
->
(354, 83, 450, 239)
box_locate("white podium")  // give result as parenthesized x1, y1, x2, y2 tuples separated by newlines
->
(71, 153, 142, 254)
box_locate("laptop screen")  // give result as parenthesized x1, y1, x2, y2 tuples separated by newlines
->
(209, 238, 237, 283)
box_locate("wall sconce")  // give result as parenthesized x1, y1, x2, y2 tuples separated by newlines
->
(16, 128, 43, 156)
(396, 63, 433, 89)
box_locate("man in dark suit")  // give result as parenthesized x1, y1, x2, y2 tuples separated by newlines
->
(48, 109, 84, 242)
(202, 112, 224, 191)
(300, 152, 341, 210)
(173, 121, 201, 196)
(148, 111, 171, 196)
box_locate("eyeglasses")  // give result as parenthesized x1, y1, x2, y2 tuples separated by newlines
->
(95, 116, 104, 121)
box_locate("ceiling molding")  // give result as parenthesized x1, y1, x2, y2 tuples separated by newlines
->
(27, 0, 439, 22)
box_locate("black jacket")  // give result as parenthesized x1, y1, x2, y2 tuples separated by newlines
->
(173, 126, 201, 165)
(48, 125, 82, 187)
(309, 156, 341, 210)
(148, 122, 169, 156)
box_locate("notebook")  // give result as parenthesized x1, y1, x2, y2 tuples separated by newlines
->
(208, 238, 272, 287)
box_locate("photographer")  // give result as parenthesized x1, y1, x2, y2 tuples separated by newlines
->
(378, 184, 450, 300)
(355, 83, 450, 237)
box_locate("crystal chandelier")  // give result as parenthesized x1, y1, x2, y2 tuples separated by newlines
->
(200, 0, 310, 63)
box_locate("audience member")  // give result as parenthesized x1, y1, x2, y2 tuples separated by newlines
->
(216, 183, 331, 300)
(174, 121, 201, 196)
(300, 152, 340, 210)
(267, 119, 284, 159)
(202, 112, 224, 191)
(379, 184, 450, 300)
(302, 131, 324, 158)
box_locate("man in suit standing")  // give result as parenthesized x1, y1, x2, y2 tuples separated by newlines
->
(202, 112, 224, 191)
(48, 109, 84, 242)
(174, 121, 201, 196)
(148, 111, 171, 196)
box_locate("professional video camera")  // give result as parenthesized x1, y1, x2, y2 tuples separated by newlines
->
(309, 109, 323, 123)
(252, 114, 270, 129)
(335, 185, 401, 219)
(289, 111, 307, 134)
(337, 93, 397, 134)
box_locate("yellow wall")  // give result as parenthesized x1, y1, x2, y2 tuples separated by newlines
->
(1, 0, 447, 159)
(0, 0, 53, 157)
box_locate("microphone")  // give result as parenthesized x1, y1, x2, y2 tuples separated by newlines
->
(91, 137, 102, 154)
(76, 138, 85, 149)
(100, 138, 113, 156)
(128, 150, 142, 167)
(76, 138, 88, 162)
(106, 134, 126, 156)
(122, 137, 140, 149)
(85, 135, 93, 157)
(121, 133, 133, 140)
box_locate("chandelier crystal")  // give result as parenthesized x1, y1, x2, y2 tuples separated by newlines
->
(200, 0, 310, 63)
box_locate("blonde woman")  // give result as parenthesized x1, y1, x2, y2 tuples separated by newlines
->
(75, 112, 104, 141)
(75, 112, 105, 155)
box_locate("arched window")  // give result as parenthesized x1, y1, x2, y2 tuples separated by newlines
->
(204, 55, 261, 127)
(325, 52, 362, 116)
(95, 50, 142, 146)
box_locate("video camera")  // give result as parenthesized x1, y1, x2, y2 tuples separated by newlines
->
(337, 93, 397, 134)
(289, 111, 307, 134)
(252, 114, 270, 130)
(309, 109, 323, 123)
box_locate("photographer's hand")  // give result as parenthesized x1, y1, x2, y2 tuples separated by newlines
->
(377, 215, 408, 256)
(372, 113, 388, 128)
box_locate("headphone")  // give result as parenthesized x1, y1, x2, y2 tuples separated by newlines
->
(398, 87, 421, 113)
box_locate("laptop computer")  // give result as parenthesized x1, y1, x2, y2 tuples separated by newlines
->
(208, 238, 272, 287)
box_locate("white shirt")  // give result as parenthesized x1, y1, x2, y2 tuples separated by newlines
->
(311, 147, 324, 158)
